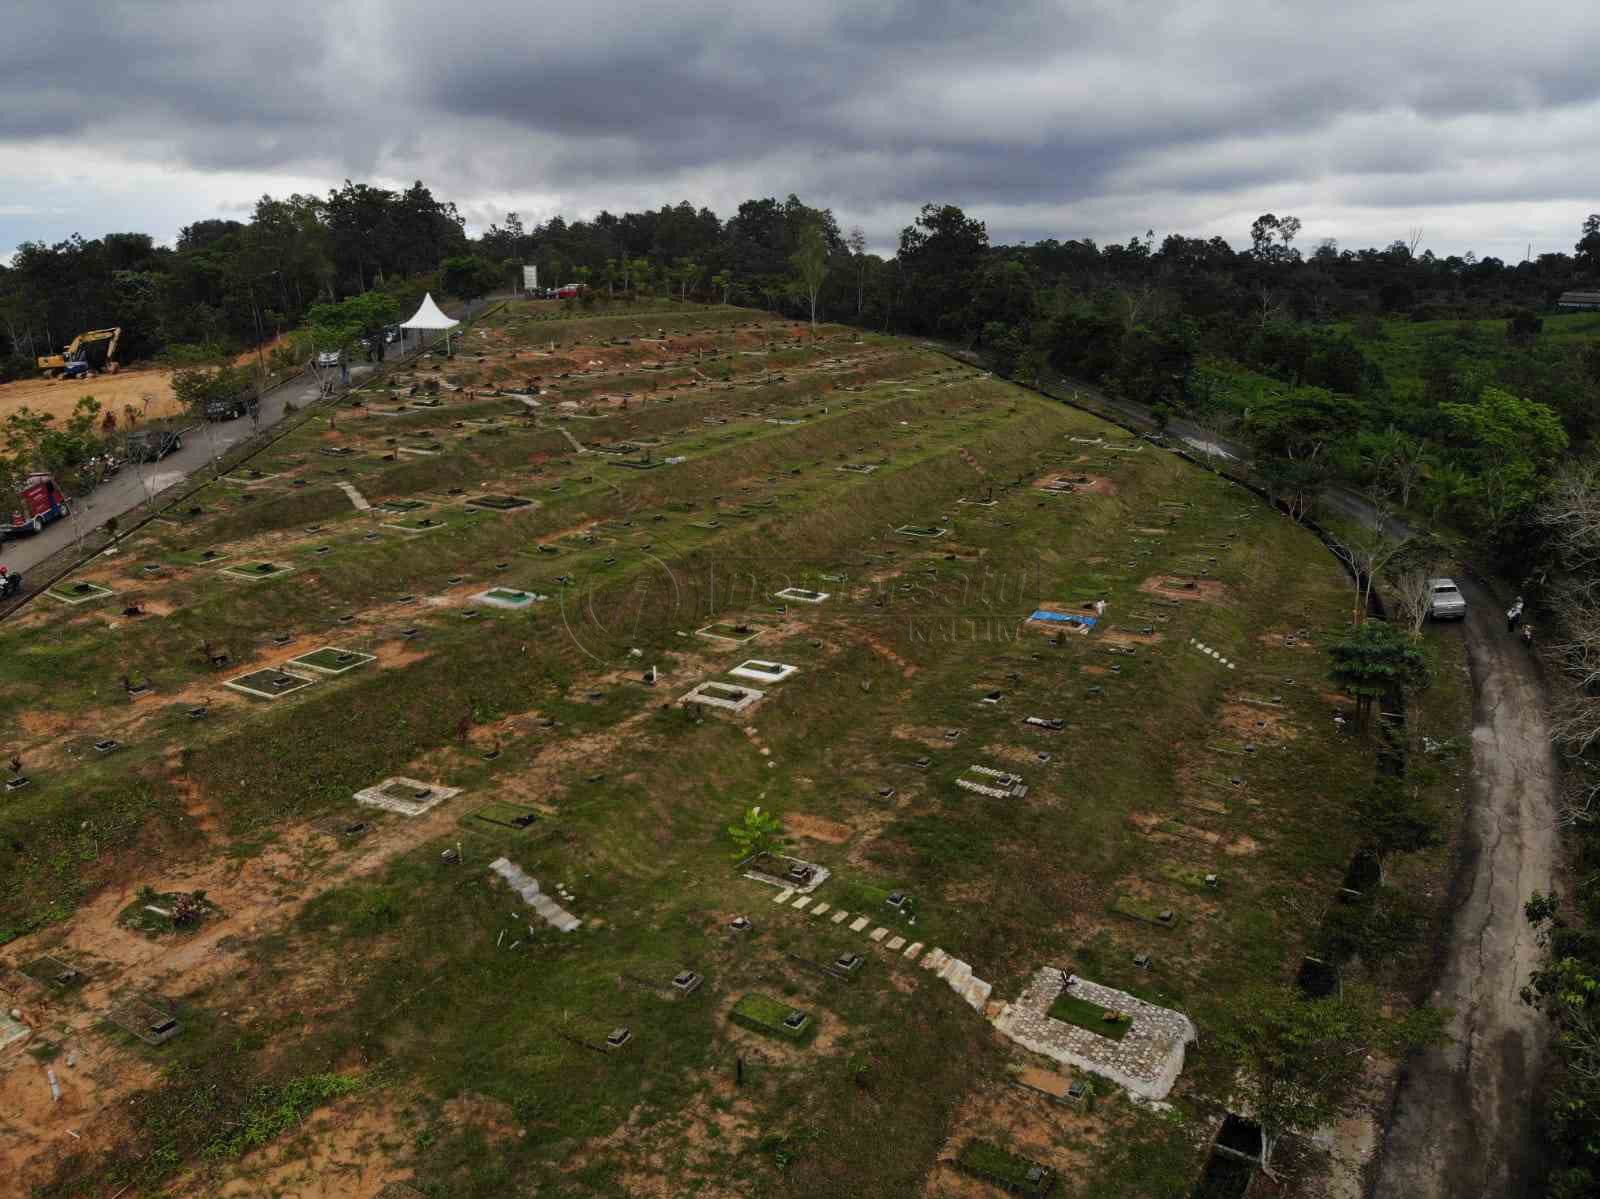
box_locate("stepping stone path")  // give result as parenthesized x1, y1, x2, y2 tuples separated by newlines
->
(831, 910, 848, 923)
(792, 896, 812, 910)
(490, 858, 581, 933)
(887, 936, 906, 951)
(774, 888, 794, 904)
(811, 902, 830, 916)
(869, 927, 889, 942)
(849, 916, 870, 932)
(903, 941, 924, 959)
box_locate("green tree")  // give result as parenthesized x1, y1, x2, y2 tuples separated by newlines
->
(306, 292, 401, 362)
(1354, 776, 1442, 859)
(727, 805, 785, 863)
(1441, 386, 1567, 530)
(1243, 385, 1361, 521)
(1327, 620, 1430, 727)
(1213, 983, 1447, 1178)
(440, 255, 496, 302)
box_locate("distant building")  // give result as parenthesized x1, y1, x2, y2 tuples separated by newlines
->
(1556, 290, 1600, 310)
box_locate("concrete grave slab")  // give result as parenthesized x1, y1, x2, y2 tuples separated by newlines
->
(728, 659, 799, 683)
(471, 587, 546, 610)
(353, 776, 461, 816)
(681, 680, 765, 712)
(774, 587, 830, 604)
(220, 562, 293, 581)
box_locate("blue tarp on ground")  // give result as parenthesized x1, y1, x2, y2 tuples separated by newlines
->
(1030, 610, 1096, 628)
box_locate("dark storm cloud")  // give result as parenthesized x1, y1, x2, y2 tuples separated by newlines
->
(1, 0, 1598, 253)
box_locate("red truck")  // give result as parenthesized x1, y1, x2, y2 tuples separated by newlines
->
(5, 474, 71, 539)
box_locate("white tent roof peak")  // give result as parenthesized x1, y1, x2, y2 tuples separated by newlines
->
(400, 292, 459, 331)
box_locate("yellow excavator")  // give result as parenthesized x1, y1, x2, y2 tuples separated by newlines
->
(36, 327, 122, 379)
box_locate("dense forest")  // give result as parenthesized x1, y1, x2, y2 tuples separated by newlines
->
(5, 187, 1600, 1195)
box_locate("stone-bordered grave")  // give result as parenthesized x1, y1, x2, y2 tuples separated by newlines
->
(46, 580, 115, 605)
(774, 586, 829, 604)
(0, 1010, 28, 1051)
(169, 548, 229, 567)
(681, 680, 764, 712)
(731, 993, 813, 1042)
(109, 996, 182, 1046)
(225, 667, 317, 700)
(743, 852, 830, 893)
(286, 646, 376, 675)
(895, 524, 947, 539)
(993, 968, 1197, 1101)
(469, 801, 540, 831)
(220, 561, 293, 581)
(1110, 894, 1180, 928)
(18, 955, 89, 993)
(382, 514, 447, 534)
(466, 494, 536, 511)
(471, 587, 545, 610)
(954, 1139, 1057, 1199)
(696, 621, 764, 644)
(354, 776, 461, 816)
(727, 659, 799, 683)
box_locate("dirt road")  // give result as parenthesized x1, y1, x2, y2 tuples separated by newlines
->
(1369, 574, 1557, 1199)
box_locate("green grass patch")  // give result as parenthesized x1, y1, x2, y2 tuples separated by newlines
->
(731, 993, 812, 1041)
(1047, 991, 1132, 1041)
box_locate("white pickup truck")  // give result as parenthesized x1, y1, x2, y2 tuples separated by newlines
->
(1428, 578, 1467, 620)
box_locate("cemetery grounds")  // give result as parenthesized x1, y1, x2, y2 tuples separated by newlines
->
(0, 302, 1470, 1198)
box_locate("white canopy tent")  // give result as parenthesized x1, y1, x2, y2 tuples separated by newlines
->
(399, 292, 460, 355)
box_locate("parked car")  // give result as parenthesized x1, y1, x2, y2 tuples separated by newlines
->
(125, 429, 183, 463)
(316, 349, 343, 368)
(204, 394, 258, 422)
(1428, 577, 1467, 620)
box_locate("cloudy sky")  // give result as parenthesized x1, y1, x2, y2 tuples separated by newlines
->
(3, 0, 1597, 261)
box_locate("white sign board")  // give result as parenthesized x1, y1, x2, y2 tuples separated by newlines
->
(522, 265, 538, 293)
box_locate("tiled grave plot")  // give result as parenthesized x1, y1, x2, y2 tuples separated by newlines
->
(225, 668, 317, 699)
(46, 580, 115, 605)
(223, 470, 281, 485)
(696, 622, 764, 645)
(220, 562, 293, 581)
(956, 765, 1029, 799)
(353, 776, 461, 816)
(895, 524, 947, 538)
(109, 997, 182, 1046)
(681, 680, 765, 712)
(0, 1011, 29, 1051)
(490, 856, 580, 932)
(837, 463, 878, 475)
(471, 587, 545, 610)
(377, 499, 431, 514)
(774, 587, 830, 604)
(286, 646, 376, 675)
(469, 801, 540, 830)
(993, 968, 1197, 1101)
(728, 659, 799, 683)
(466, 494, 536, 511)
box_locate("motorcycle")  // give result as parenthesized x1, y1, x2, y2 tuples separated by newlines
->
(0, 570, 22, 599)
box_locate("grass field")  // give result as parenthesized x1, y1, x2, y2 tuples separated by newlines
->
(0, 300, 1466, 1198)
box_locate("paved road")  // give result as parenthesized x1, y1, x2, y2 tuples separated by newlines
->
(1, 300, 496, 583)
(1370, 576, 1556, 1199)
(0, 361, 376, 578)
(1020, 366, 1557, 1199)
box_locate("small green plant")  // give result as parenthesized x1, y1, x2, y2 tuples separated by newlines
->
(727, 804, 784, 863)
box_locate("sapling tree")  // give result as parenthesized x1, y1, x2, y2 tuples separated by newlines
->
(789, 223, 829, 339)
(1212, 983, 1447, 1178)
(727, 804, 785, 863)
(1329, 489, 1411, 625)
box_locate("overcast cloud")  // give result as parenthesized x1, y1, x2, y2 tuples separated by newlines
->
(2, 0, 1597, 260)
